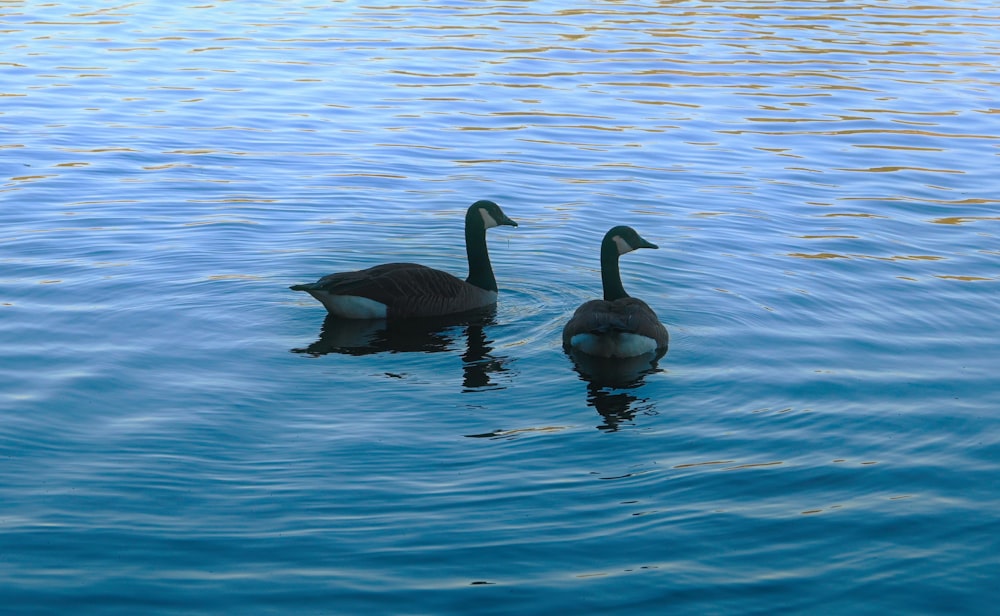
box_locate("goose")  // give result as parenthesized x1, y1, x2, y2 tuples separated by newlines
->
(562, 226, 668, 358)
(290, 200, 517, 319)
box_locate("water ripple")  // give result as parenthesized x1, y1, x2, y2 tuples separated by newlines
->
(4, 0, 1000, 612)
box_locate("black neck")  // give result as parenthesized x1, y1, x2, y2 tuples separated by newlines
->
(465, 223, 497, 292)
(600, 240, 628, 301)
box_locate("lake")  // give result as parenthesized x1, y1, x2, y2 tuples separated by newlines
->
(2, 0, 999, 613)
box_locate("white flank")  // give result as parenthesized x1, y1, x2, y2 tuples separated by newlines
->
(570, 332, 657, 358)
(310, 292, 388, 319)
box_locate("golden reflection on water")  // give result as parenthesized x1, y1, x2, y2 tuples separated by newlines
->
(5, 2, 998, 302)
(722, 460, 784, 472)
(931, 216, 1000, 225)
(787, 253, 945, 262)
(935, 275, 994, 282)
(821, 213, 889, 219)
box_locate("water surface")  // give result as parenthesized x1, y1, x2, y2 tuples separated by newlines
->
(2, 1, 999, 613)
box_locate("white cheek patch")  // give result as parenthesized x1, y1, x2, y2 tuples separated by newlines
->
(479, 208, 499, 229)
(613, 235, 633, 255)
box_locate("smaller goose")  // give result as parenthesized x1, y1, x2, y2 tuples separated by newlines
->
(290, 200, 517, 319)
(562, 226, 668, 358)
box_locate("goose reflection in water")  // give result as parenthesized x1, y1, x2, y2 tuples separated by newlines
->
(567, 349, 664, 431)
(291, 308, 510, 392)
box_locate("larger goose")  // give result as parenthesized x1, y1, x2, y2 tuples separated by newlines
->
(562, 226, 668, 358)
(290, 200, 517, 319)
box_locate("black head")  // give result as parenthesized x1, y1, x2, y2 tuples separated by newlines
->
(467, 200, 518, 230)
(604, 225, 658, 255)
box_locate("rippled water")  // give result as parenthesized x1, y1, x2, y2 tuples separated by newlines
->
(3, 1, 999, 613)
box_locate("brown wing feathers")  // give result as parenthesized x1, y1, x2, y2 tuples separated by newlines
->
(311, 264, 487, 319)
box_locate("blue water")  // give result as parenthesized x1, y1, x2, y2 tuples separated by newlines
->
(3, 0, 999, 613)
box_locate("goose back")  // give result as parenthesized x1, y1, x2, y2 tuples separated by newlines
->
(563, 296, 668, 358)
(291, 263, 498, 319)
